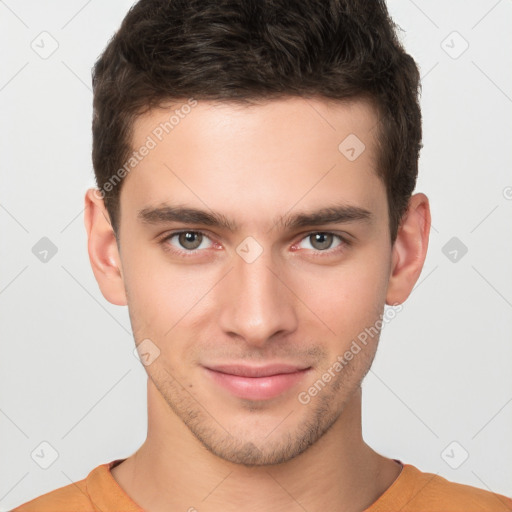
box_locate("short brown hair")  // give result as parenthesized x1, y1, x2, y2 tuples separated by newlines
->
(92, 0, 422, 243)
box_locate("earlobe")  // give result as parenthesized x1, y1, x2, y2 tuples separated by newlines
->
(386, 193, 431, 306)
(83, 188, 128, 306)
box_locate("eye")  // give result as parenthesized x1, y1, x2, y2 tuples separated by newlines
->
(161, 230, 214, 254)
(295, 232, 348, 254)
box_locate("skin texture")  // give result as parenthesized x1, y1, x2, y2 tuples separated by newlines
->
(84, 97, 430, 512)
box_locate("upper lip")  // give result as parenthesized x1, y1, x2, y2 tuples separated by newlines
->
(205, 364, 310, 378)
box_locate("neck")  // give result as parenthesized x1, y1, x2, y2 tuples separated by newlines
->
(111, 379, 401, 512)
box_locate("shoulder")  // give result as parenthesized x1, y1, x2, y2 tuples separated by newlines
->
(10, 459, 138, 512)
(398, 464, 512, 512)
(10, 477, 93, 512)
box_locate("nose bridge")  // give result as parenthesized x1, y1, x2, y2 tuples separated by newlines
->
(217, 242, 297, 344)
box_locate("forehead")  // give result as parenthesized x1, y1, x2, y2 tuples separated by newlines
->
(120, 96, 386, 230)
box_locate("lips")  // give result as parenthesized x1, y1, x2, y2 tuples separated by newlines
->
(206, 363, 309, 378)
(203, 363, 311, 400)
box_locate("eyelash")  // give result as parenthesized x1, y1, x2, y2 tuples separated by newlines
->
(159, 230, 351, 258)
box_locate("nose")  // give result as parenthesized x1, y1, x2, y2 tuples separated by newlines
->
(217, 245, 298, 348)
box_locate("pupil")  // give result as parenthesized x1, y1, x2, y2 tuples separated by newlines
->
(181, 231, 201, 249)
(314, 233, 331, 249)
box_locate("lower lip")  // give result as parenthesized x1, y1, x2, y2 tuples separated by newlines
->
(204, 368, 311, 401)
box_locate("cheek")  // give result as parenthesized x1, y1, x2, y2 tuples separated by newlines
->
(122, 249, 217, 341)
(305, 251, 390, 342)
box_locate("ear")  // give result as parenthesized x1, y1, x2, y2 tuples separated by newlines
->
(83, 188, 127, 306)
(386, 192, 431, 305)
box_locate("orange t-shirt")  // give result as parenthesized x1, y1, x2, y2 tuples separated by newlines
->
(11, 458, 512, 512)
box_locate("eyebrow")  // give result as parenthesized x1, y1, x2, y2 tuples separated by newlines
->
(137, 203, 373, 232)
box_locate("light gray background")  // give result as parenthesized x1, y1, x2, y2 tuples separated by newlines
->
(1, 0, 511, 509)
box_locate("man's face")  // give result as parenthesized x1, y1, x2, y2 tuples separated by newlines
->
(116, 97, 393, 465)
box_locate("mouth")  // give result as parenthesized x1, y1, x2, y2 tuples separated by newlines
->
(203, 363, 312, 401)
